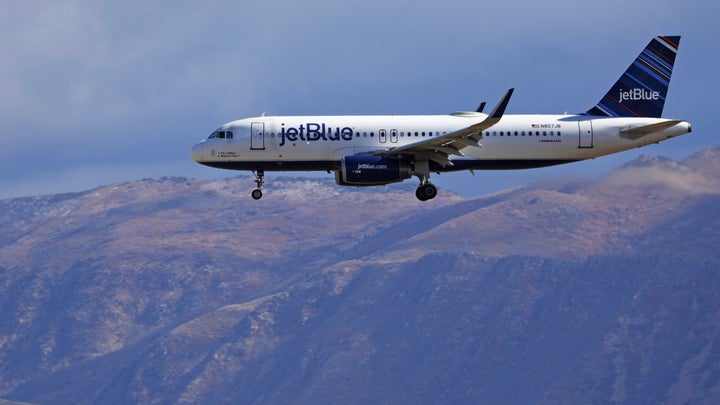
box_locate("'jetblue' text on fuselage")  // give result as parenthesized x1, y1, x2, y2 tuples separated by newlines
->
(280, 123, 354, 146)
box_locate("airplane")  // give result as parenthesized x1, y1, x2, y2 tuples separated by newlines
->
(190, 36, 691, 201)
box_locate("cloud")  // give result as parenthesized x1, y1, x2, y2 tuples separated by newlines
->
(0, 158, 209, 199)
(602, 157, 720, 195)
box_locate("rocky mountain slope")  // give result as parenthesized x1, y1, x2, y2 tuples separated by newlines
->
(1, 147, 719, 404)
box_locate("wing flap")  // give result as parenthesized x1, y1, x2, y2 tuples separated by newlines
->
(452, 137, 481, 147)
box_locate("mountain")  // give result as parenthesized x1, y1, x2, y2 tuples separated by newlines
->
(1, 147, 719, 404)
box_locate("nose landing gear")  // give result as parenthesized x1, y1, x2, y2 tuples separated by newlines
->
(251, 170, 264, 200)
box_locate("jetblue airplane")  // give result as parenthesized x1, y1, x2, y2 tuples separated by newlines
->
(191, 36, 691, 201)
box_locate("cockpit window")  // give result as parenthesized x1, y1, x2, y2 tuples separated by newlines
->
(208, 130, 234, 139)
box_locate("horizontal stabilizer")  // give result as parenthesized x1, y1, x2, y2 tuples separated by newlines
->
(620, 120, 682, 140)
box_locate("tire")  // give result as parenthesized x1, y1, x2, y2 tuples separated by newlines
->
(423, 183, 438, 200)
(416, 187, 428, 201)
(415, 184, 437, 201)
(251, 189, 263, 200)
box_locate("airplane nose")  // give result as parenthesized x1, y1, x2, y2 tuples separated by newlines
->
(190, 142, 205, 162)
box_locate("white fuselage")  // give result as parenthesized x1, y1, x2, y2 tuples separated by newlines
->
(189, 36, 690, 201)
(190, 113, 691, 171)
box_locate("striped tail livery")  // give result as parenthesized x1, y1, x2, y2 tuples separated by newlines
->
(584, 36, 680, 118)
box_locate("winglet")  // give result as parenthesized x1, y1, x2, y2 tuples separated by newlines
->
(489, 88, 514, 120)
(476, 101, 486, 113)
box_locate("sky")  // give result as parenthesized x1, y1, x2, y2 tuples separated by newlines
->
(1, 0, 718, 199)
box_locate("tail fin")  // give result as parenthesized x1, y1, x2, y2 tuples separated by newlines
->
(584, 36, 681, 118)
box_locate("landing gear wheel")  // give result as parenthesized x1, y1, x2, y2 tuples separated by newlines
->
(251, 189, 263, 200)
(416, 187, 427, 201)
(415, 183, 438, 201)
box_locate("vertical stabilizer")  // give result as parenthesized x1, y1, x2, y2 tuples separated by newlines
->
(584, 36, 680, 118)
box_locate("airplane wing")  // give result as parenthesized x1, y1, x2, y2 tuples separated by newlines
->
(366, 89, 514, 167)
(619, 120, 683, 140)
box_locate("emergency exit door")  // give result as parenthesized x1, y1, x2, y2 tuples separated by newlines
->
(251, 122, 265, 150)
(578, 121, 593, 148)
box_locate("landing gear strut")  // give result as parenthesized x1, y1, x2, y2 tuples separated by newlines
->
(251, 170, 264, 200)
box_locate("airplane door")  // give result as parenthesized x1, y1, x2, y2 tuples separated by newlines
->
(251, 122, 265, 150)
(391, 129, 398, 143)
(578, 120, 593, 148)
(379, 129, 387, 143)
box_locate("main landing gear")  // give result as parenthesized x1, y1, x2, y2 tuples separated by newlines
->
(251, 170, 264, 200)
(413, 160, 438, 201)
(415, 181, 438, 201)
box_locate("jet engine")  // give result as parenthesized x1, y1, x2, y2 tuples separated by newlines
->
(335, 155, 412, 186)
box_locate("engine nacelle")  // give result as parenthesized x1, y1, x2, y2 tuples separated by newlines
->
(335, 156, 412, 186)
